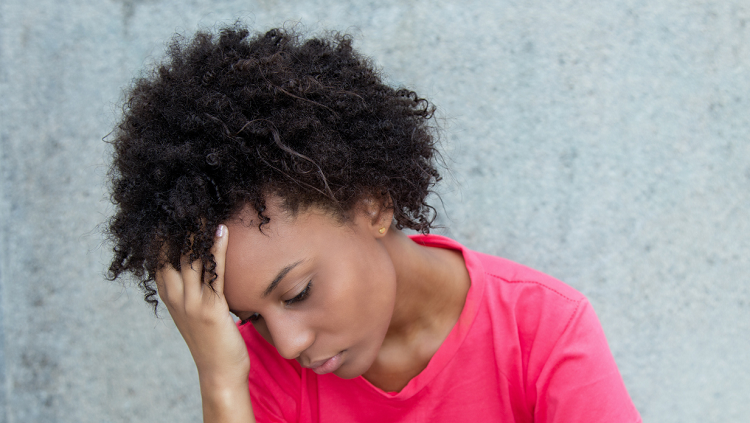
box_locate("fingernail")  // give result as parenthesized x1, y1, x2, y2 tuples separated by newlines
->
(215, 224, 225, 238)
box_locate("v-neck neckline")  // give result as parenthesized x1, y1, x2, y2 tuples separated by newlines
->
(353, 234, 486, 399)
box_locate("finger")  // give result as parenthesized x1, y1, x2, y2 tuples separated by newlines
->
(210, 224, 229, 294)
(181, 252, 204, 303)
(156, 261, 183, 306)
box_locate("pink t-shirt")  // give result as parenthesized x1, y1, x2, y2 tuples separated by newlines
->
(238, 234, 641, 422)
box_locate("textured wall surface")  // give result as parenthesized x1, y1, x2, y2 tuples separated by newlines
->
(1, 0, 749, 422)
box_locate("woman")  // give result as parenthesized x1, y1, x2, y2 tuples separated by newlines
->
(107, 25, 641, 422)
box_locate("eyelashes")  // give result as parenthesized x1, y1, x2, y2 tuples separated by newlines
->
(239, 281, 313, 326)
(285, 281, 312, 305)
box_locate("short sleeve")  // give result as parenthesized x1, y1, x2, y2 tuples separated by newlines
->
(533, 299, 642, 423)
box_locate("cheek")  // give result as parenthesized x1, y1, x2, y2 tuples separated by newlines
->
(347, 243, 398, 332)
(367, 267, 398, 327)
(314, 246, 396, 336)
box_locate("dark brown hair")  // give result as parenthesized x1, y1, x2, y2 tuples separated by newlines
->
(106, 25, 441, 311)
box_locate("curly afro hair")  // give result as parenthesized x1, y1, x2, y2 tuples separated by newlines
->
(107, 25, 442, 311)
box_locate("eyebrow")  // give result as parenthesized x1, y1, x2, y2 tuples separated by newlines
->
(262, 260, 303, 298)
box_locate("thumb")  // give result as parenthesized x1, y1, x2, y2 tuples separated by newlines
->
(210, 224, 229, 293)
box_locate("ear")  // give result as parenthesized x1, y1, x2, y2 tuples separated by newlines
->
(356, 195, 394, 237)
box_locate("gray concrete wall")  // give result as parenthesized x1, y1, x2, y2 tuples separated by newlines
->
(1, 0, 748, 422)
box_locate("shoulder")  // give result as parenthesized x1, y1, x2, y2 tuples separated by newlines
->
(411, 234, 584, 305)
(465, 250, 588, 352)
(465, 251, 641, 422)
(467, 249, 587, 333)
(410, 234, 587, 335)
(472, 250, 585, 304)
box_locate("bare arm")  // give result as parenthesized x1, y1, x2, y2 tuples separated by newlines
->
(156, 225, 256, 423)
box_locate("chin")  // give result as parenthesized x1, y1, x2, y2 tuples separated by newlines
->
(333, 369, 360, 379)
(333, 360, 366, 379)
(330, 350, 374, 379)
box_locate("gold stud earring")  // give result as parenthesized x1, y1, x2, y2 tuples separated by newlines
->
(379, 227, 386, 234)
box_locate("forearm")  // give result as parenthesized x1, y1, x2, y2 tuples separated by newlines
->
(200, 377, 256, 423)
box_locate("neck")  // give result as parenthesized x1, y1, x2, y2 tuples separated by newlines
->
(362, 230, 470, 392)
(382, 231, 468, 337)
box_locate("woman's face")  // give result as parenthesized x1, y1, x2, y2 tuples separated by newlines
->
(223, 201, 397, 379)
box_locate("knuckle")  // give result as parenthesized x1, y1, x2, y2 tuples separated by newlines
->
(183, 300, 208, 317)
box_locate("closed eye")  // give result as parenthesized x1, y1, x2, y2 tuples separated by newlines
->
(238, 281, 312, 326)
(285, 281, 312, 306)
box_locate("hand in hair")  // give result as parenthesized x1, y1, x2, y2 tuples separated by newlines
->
(155, 225, 255, 423)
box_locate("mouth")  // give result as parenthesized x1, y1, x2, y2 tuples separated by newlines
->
(307, 351, 345, 375)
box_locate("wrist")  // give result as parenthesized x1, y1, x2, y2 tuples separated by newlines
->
(200, 379, 248, 401)
(198, 366, 250, 393)
(199, 372, 255, 423)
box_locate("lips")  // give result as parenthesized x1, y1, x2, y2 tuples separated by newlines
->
(308, 351, 344, 375)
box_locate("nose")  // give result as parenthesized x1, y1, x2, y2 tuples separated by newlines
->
(264, 313, 315, 360)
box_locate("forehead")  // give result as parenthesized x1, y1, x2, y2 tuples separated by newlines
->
(221, 203, 351, 309)
(224, 210, 306, 295)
